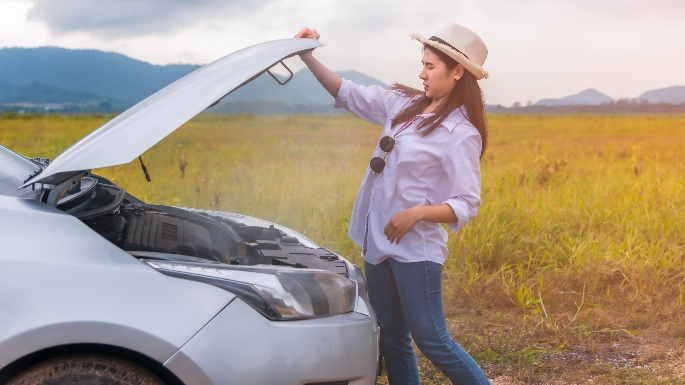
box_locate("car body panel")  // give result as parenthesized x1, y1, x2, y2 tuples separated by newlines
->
(0, 145, 40, 197)
(0, 195, 234, 367)
(21, 38, 322, 188)
(165, 299, 379, 385)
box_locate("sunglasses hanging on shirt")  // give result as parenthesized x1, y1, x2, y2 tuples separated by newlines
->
(369, 116, 419, 174)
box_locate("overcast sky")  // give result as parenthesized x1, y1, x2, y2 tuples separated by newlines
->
(1, 0, 684, 106)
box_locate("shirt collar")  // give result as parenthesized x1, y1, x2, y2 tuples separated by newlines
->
(417, 104, 470, 132)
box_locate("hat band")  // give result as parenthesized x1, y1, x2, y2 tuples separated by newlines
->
(428, 36, 470, 60)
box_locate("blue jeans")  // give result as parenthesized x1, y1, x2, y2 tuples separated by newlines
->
(365, 258, 491, 385)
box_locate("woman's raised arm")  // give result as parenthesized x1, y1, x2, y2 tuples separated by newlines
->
(295, 28, 342, 98)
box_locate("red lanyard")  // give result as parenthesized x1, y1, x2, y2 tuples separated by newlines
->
(394, 115, 419, 137)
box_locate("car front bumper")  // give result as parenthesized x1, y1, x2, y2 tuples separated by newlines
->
(164, 298, 379, 385)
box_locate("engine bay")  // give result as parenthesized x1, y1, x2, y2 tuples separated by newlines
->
(73, 176, 348, 277)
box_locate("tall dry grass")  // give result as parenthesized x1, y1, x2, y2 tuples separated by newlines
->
(3, 113, 685, 379)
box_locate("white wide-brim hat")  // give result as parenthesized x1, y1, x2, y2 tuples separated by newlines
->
(410, 22, 489, 80)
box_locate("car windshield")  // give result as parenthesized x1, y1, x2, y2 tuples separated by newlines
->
(0, 145, 41, 197)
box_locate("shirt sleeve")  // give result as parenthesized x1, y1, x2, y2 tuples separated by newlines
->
(441, 134, 482, 232)
(334, 79, 405, 126)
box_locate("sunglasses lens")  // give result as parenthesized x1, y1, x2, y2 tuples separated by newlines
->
(378, 136, 396, 152)
(370, 157, 385, 174)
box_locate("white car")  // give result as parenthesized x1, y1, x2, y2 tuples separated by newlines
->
(0, 38, 379, 385)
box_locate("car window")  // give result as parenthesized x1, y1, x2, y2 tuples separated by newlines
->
(0, 145, 41, 197)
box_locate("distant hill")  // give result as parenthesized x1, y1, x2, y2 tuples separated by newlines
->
(0, 47, 199, 106)
(534, 86, 685, 107)
(0, 78, 115, 104)
(0, 46, 387, 114)
(636, 86, 685, 104)
(536, 89, 613, 106)
(488, 101, 685, 114)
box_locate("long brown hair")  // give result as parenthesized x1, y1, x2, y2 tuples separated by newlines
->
(390, 45, 488, 158)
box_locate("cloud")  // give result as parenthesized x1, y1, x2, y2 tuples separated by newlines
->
(26, 0, 465, 40)
(27, 0, 279, 38)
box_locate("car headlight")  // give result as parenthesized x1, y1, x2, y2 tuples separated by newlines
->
(145, 260, 356, 320)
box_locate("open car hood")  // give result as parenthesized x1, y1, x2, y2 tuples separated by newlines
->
(21, 38, 322, 188)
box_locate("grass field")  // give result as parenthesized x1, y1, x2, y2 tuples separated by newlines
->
(2, 113, 685, 384)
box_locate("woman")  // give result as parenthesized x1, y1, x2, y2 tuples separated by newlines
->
(296, 22, 491, 385)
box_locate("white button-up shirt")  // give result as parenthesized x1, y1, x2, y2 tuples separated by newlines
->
(335, 79, 482, 265)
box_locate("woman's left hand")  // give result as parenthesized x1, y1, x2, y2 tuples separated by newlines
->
(384, 207, 423, 244)
(294, 28, 320, 40)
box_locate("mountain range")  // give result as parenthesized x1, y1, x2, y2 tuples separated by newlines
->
(1, 47, 684, 114)
(535, 87, 685, 106)
(0, 47, 197, 106)
(535, 89, 613, 106)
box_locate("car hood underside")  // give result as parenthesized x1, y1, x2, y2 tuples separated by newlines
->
(21, 38, 322, 189)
